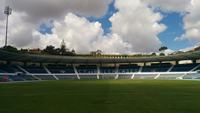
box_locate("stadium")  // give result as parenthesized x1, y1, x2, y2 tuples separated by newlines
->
(1, 46, 200, 113)
(1, 0, 200, 113)
(1, 49, 200, 81)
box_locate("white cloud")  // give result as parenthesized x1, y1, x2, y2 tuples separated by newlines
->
(51, 13, 105, 53)
(0, 0, 5, 20)
(0, 0, 112, 48)
(0, 11, 44, 48)
(143, 0, 190, 12)
(94, 34, 132, 54)
(2, 12, 37, 48)
(5, 0, 112, 22)
(142, 0, 200, 51)
(36, 0, 167, 53)
(179, 45, 196, 52)
(0, 0, 168, 54)
(174, 0, 200, 42)
(179, 0, 200, 41)
(110, 0, 166, 53)
(160, 49, 174, 55)
(34, 13, 131, 54)
(0, 0, 6, 45)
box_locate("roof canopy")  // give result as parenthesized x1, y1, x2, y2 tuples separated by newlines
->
(0, 50, 200, 64)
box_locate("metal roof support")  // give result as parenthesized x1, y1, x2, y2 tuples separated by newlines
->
(192, 59, 197, 64)
(175, 61, 179, 65)
(6, 61, 10, 65)
(144, 62, 146, 66)
(23, 62, 27, 66)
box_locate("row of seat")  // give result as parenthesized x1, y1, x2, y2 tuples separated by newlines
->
(0, 63, 200, 74)
(1, 73, 197, 82)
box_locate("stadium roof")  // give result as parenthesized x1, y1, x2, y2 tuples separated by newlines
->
(0, 50, 200, 64)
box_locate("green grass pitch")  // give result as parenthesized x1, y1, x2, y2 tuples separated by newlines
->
(1, 80, 200, 113)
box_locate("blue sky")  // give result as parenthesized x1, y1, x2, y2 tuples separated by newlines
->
(87, 0, 117, 35)
(40, 1, 190, 51)
(86, 1, 195, 51)
(158, 12, 189, 51)
(2, 0, 200, 53)
(94, 3, 186, 51)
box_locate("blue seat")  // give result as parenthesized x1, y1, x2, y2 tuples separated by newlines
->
(47, 65, 74, 73)
(100, 66, 116, 73)
(77, 65, 97, 73)
(119, 64, 140, 73)
(142, 63, 172, 72)
(171, 64, 198, 72)
(23, 66, 47, 73)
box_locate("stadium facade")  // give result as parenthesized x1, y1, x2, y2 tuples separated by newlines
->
(1, 49, 200, 82)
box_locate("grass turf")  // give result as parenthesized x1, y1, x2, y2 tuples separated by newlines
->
(0, 80, 200, 113)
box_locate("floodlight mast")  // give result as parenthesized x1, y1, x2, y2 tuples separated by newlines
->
(4, 6, 12, 47)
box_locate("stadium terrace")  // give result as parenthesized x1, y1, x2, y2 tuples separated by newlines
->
(0, 49, 200, 82)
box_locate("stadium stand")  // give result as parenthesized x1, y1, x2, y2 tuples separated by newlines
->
(118, 74, 133, 79)
(158, 74, 183, 80)
(8, 75, 25, 81)
(0, 69, 6, 73)
(47, 64, 75, 74)
(77, 65, 97, 73)
(98, 73, 117, 79)
(134, 74, 158, 79)
(22, 65, 47, 74)
(0, 75, 9, 82)
(189, 72, 200, 79)
(18, 74, 38, 81)
(142, 63, 172, 72)
(182, 73, 193, 79)
(100, 66, 116, 73)
(34, 75, 56, 80)
(77, 65, 98, 79)
(55, 75, 77, 80)
(171, 64, 199, 72)
(0, 64, 24, 73)
(79, 74, 97, 80)
(118, 64, 140, 73)
(1, 49, 200, 81)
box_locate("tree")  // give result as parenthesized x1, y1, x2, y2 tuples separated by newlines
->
(159, 46, 168, 51)
(60, 39, 67, 55)
(43, 45, 55, 55)
(194, 46, 200, 51)
(151, 53, 156, 56)
(3, 45, 18, 52)
(71, 49, 76, 55)
(96, 50, 102, 55)
(160, 53, 165, 56)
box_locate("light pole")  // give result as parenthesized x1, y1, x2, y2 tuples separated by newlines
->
(4, 6, 12, 47)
